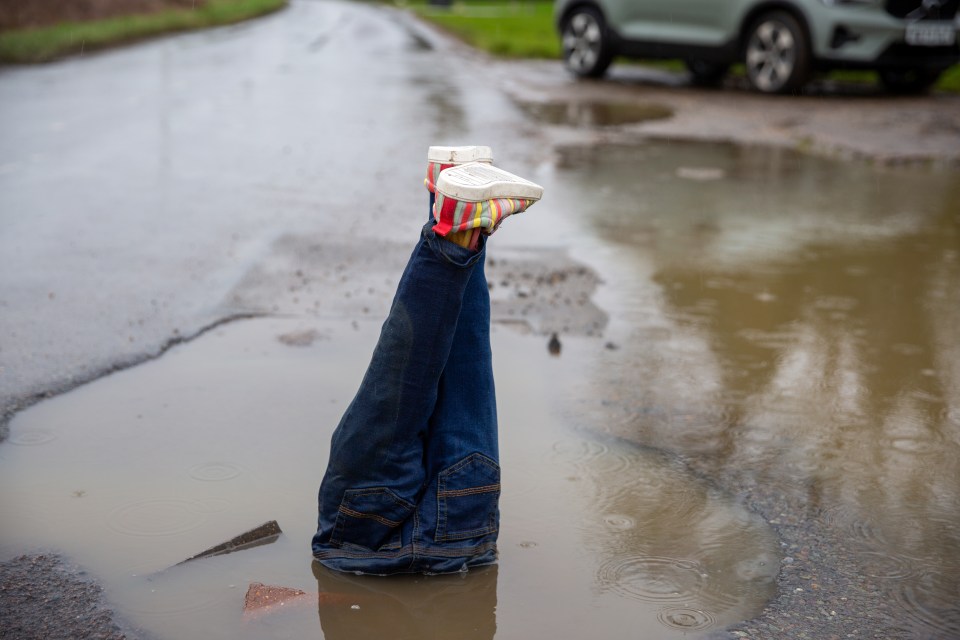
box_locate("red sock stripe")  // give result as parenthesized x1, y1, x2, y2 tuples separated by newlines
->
(425, 162, 455, 193)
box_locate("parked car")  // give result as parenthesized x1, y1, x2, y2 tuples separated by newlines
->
(555, 0, 960, 93)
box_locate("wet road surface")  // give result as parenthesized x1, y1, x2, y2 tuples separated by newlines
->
(2, 1, 960, 638)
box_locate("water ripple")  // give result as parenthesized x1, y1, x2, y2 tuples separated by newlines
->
(601, 514, 637, 531)
(189, 462, 243, 482)
(857, 550, 920, 581)
(107, 499, 209, 537)
(598, 555, 706, 603)
(889, 572, 960, 638)
(657, 606, 716, 631)
(549, 439, 633, 475)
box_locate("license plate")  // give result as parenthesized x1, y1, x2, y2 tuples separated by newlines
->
(905, 22, 956, 46)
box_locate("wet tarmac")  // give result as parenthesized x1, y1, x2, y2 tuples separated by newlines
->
(2, 1, 960, 639)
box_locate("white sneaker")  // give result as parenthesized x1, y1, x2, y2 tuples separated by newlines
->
(436, 162, 543, 202)
(425, 145, 494, 193)
(433, 162, 543, 236)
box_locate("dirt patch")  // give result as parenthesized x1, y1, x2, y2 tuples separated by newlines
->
(0, 0, 204, 31)
(219, 235, 608, 339)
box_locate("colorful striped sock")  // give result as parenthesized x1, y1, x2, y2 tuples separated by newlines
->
(433, 194, 537, 236)
(444, 227, 482, 250)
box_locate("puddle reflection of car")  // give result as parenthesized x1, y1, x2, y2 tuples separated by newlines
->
(555, 0, 960, 94)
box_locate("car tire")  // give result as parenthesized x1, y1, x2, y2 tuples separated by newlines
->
(744, 11, 811, 94)
(686, 59, 729, 87)
(878, 68, 941, 94)
(561, 6, 614, 79)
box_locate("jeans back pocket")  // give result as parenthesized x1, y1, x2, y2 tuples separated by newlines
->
(332, 487, 415, 552)
(436, 453, 501, 542)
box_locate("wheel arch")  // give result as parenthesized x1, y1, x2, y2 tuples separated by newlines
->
(556, 0, 608, 32)
(737, 1, 814, 55)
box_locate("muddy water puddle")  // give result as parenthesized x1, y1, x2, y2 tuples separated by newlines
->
(3, 138, 958, 637)
(0, 318, 777, 639)
(543, 140, 960, 637)
(517, 100, 673, 127)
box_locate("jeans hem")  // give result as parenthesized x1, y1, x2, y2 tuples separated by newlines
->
(313, 541, 497, 576)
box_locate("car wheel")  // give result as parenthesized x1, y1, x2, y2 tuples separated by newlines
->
(744, 11, 811, 94)
(561, 6, 614, 79)
(686, 59, 729, 87)
(878, 68, 941, 94)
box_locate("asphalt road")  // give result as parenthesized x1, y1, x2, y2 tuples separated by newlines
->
(3, 0, 959, 435)
(0, 0, 554, 435)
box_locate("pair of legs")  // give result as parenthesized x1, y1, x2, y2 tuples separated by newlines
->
(312, 147, 542, 575)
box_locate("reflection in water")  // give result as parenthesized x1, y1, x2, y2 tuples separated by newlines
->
(313, 563, 497, 640)
(517, 101, 673, 127)
(553, 142, 960, 637)
(551, 435, 778, 634)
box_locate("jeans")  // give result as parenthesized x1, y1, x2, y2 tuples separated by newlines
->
(312, 220, 500, 575)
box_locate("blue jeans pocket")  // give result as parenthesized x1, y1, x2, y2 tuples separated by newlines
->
(436, 453, 501, 542)
(331, 488, 415, 552)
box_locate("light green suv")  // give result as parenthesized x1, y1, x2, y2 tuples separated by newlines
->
(555, 0, 959, 93)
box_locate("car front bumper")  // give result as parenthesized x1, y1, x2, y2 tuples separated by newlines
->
(809, 6, 959, 69)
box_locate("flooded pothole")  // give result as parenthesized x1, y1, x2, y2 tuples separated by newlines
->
(538, 139, 960, 637)
(517, 100, 673, 127)
(0, 317, 778, 639)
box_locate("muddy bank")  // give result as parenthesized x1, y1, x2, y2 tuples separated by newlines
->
(0, 555, 148, 640)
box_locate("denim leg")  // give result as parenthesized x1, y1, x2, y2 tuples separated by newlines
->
(412, 252, 500, 573)
(313, 221, 485, 574)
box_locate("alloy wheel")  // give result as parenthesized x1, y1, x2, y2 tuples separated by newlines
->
(746, 17, 801, 93)
(562, 11, 606, 77)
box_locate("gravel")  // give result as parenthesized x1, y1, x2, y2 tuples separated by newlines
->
(0, 554, 147, 640)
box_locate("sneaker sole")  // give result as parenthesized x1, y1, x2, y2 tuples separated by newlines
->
(436, 162, 543, 202)
(427, 145, 493, 165)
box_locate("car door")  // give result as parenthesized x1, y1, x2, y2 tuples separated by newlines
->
(606, 0, 738, 47)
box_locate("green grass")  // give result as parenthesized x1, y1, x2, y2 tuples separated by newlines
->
(940, 66, 960, 91)
(829, 66, 960, 92)
(404, 0, 560, 58)
(0, 0, 287, 64)
(403, 0, 959, 93)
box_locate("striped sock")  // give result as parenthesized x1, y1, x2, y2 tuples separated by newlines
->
(433, 194, 536, 237)
(443, 227, 482, 250)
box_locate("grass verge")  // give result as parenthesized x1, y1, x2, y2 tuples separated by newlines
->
(403, 0, 959, 93)
(0, 0, 287, 64)
(405, 0, 559, 58)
